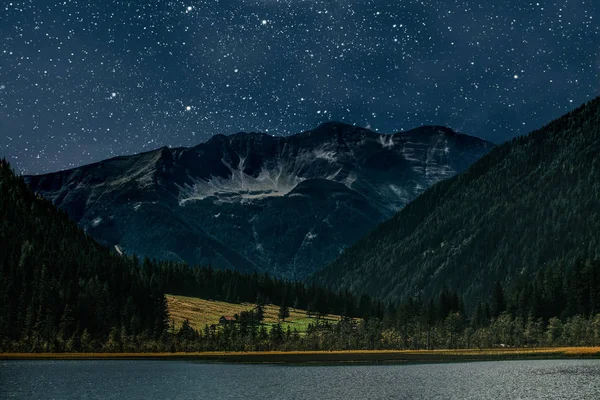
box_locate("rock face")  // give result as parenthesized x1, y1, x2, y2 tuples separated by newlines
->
(25, 122, 493, 279)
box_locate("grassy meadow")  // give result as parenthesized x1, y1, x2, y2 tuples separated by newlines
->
(166, 294, 344, 333)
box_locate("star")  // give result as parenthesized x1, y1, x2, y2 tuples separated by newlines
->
(1, 0, 597, 174)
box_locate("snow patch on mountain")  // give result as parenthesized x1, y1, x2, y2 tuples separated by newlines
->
(305, 231, 318, 241)
(379, 135, 395, 148)
(424, 137, 456, 185)
(343, 172, 358, 189)
(401, 141, 427, 163)
(388, 184, 409, 202)
(177, 158, 305, 204)
(313, 148, 337, 163)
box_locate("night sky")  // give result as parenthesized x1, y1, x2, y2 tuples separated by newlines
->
(1, 0, 598, 174)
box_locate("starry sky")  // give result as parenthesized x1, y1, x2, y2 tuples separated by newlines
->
(1, 0, 598, 174)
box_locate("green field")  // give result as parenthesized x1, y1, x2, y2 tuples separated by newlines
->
(166, 294, 344, 333)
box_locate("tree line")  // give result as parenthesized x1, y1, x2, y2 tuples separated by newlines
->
(29, 258, 600, 354)
(159, 259, 600, 353)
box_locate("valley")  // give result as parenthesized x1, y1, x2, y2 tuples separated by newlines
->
(2, 99, 600, 357)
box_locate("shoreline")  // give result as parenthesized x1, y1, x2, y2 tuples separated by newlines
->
(3, 348, 600, 364)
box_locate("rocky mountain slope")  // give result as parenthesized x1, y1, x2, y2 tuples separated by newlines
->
(25, 122, 492, 279)
(316, 99, 600, 305)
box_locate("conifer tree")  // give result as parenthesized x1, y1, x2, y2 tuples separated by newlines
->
(278, 303, 290, 322)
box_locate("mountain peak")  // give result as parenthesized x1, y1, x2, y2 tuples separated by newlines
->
(304, 121, 375, 140)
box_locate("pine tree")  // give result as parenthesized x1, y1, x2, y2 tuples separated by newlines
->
(254, 304, 264, 324)
(278, 303, 290, 322)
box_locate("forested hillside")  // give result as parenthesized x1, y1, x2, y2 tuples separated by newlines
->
(318, 97, 600, 306)
(0, 159, 170, 351)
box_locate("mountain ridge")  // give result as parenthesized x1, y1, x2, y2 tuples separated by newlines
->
(25, 122, 493, 279)
(30, 123, 487, 177)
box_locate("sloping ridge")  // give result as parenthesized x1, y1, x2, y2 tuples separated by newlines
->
(317, 98, 600, 306)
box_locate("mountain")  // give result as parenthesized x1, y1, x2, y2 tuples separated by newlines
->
(316, 98, 600, 306)
(25, 122, 492, 279)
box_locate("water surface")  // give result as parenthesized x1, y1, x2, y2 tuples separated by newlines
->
(2, 359, 600, 399)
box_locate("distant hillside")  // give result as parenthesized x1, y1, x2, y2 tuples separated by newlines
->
(317, 98, 600, 306)
(25, 122, 492, 280)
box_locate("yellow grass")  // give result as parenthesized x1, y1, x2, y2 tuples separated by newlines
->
(2, 347, 600, 362)
(166, 294, 344, 333)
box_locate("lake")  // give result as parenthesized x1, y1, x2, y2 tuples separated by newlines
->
(2, 359, 600, 399)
